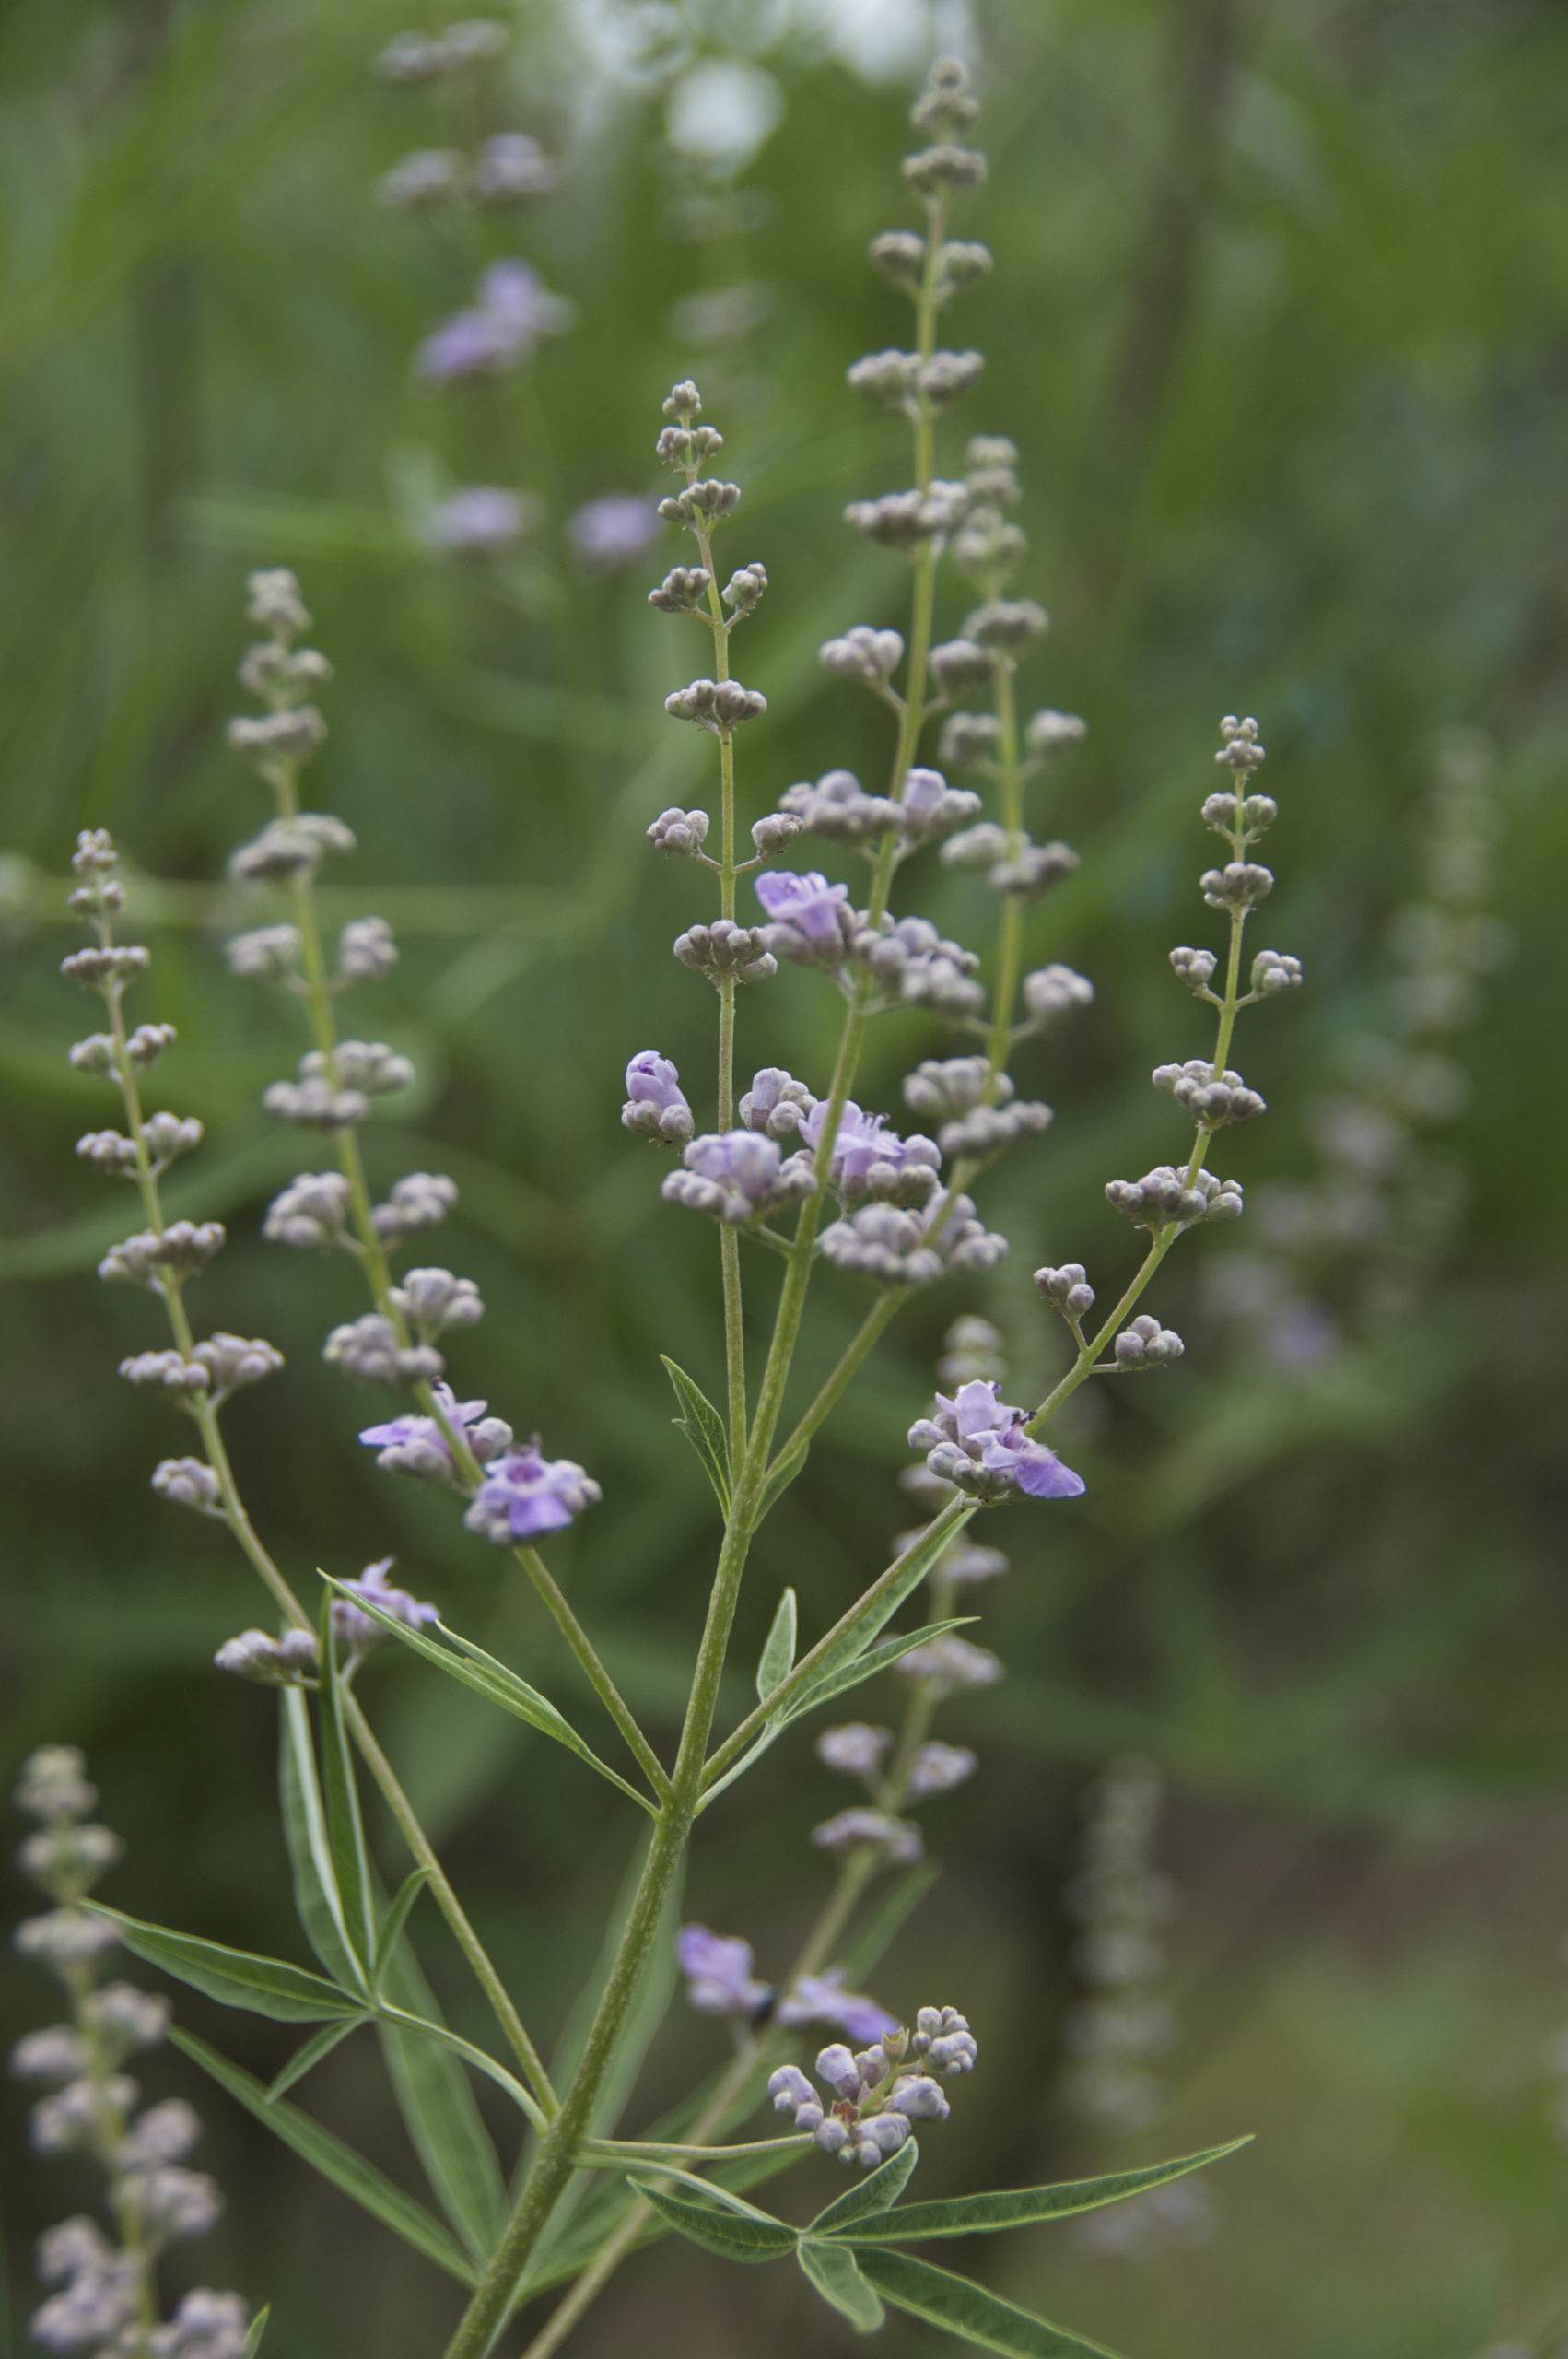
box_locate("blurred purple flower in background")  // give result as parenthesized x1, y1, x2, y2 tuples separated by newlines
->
(568, 494, 661, 571)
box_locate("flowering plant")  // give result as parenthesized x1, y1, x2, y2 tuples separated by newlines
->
(8, 51, 1309, 2359)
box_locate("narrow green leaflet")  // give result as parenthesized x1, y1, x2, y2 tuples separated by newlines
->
(854, 2250, 1122, 2359)
(661, 1355, 731, 1513)
(827, 2142, 1251, 2244)
(279, 1689, 365, 1994)
(755, 1436, 808, 1525)
(317, 1596, 376, 1966)
(628, 2177, 797, 2263)
(798, 2239, 885, 2333)
(239, 2306, 270, 2357)
(809, 2138, 919, 2236)
(376, 1921, 509, 2261)
(802, 1517, 969, 1686)
(266, 2014, 369, 2101)
(171, 2030, 478, 2286)
(378, 2003, 542, 2126)
(370, 1870, 430, 1994)
(779, 1618, 974, 1725)
(623, 2165, 792, 2225)
(88, 1906, 361, 2024)
(319, 1579, 656, 1815)
(755, 1587, 797, 1701)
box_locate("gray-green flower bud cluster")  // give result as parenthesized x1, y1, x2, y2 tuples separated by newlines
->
(372, 1170, 457, 1240)
(674, 919, 776, 986)
(1105, 1167, 1244, 1230)
(229, 812, 355, 885)
(936, 1097, 1053, 1165)
(818, 1194, 1007, 1287)
(1036, 1262, 1096, 1320)
(76, 1112, 201, 1178)
(942, 823, 1080, 900)
(664, 675, 766, 731)
(263, 1169, 353, 1248)
(323, 1312, 444, 1387)
(99, 1221, 225, 1288)
(388, 1266, 484, 1336)
(1113, 1316, 1184, 1368)
(1152, 1058, 1266, 1127)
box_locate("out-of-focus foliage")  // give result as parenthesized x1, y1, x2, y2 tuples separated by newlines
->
(2, 0, 1565, 2353)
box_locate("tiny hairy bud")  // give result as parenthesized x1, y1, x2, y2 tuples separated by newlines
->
(1106, 1166, 1244, 1230)
(1251, 947, 1303, 995)
(1024, 708, 1086, 759)
(246, 568, 310, 638)
(929, 639, 994, 695)
(470, 132, 559, 203)
(965, 598, 1047, 649)
(323, 1312, 444, 1388)
(903, 142, 989, 195)
(648, 565, 714, 615)
(673, 920, 776, 987)
(722, 561, 767, 615)
(1036, 1263, 1096, 1320)
(919, 349, 984, 407)
(378, 148, 462, 208)
(661, 379, 703, 422)
(912, 57, 979, 136)
(869, 229, 926, 293)
(337, 915, 398, 982)
(820, 626, 904, 686)
(646, 806, 712, 856)
(1214, 713, 1267, 773)
(60, 945, 148, 993)
(388, 1267, 484, 1335)
(847, 349, 920, 408)
(371, 1171, 458, 1242)
(940, 710, 1001, 768)
(663, 676, 766, 731)
(939, 240, 993, 294)
(1170, 945, 1219, 994)
(1200, 861, 1274, 910)
(225, 923, 301, 982)
(1152, 1057, 1266, 1127)
(1113, 1314, 1185, 1368)
(152, 1457, 226, 1515)
(750, 812, 802, 857)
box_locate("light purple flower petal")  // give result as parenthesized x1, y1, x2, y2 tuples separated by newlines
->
(626, 1051, 688, 1115)
(677, 1924, 770, 2015)
(777, 1969, 896, 2043)
(754, 869, 850, 949)
(569, 494, 661, 571)
(981, 1428, 1085, 1498)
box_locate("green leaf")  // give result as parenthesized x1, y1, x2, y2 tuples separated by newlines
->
(755, 1437, 808, 1524)
(661, 1355, 731, 1514)
(239, 2306, 270, 2358)
(829, 2142, 1251, 2244)
(378, 2002, 542, 2126)
(88, 1906, 362, 2024)
(756, 1587, 797, 1701)
(809, 2138, 919, 2236)
(798, 2239, 885, 2332)
(319, 1579, 657, 1815)
(628, 2177, 797, 2263)
(854, 2249, 1122, 2358)
(266, 2014, 369, 2101)
(779, 1616, 974, 1725)
(625, 2165, 793, 2225)
(371, 1871, 430, 1995)
(279, 1689, 365, 1995)
(171, 2030, 478, 2286)
(837, 1864, 941, 1986)
(318, 1595, 376, 1966)
(375, 1925, 509, 2261)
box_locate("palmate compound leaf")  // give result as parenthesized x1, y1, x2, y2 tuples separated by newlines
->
(171, 2030, 478, 2286)
(319, 1576, 657, 1814)
(86, 1905, 362, 2023)
(661, 1355, 731, 1513)
(819, 2141, 1252, 2244)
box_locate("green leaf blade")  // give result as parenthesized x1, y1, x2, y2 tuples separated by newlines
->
(780, 1618, 975, 1725)
(375, 1929, 509, 2261)
(317, 1596, 376, 1966)
(755, 1438, 808, 1525)
(88, 1906, 362, 2024)
(809, 2138, 919, 2236)
(279, 1689, 364, 1995)
(854, 2249, 1123, 2359)
(829, 2142, 1251, 2244)
(798, 2238, 885, 2332)
(628, 2177, 798, 2263)
(661, 1355, 731, 1513)
(266, 2014, 369, 2101)
(239, 2306, 270, 2358)
(756, 1587, 797, 1702)
(171, 2030, 478, 2285)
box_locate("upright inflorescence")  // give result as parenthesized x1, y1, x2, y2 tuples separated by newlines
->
(11, 1748, 250, 2357)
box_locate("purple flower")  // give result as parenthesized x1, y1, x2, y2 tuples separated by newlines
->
(776, 1970, 897, 2044)
(683, 1130, 782, 1203)
(332, 1557, 440, 1649)
(676, 1924, 770, 2016)
(754, 868, 851, 952)
(626, 1050, 687, 1114)
(812, 1808, 924, 1864)
(424, 487, 532, 555)
(358, 1384, 512, 1481)
(908, 1379, 1085, 1504)
(416, 260, 572, 381)
(463, 1441, 602, 1544)
(569, 493, 661, 571)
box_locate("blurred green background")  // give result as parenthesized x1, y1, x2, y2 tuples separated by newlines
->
(2, 0, 1565, 2353)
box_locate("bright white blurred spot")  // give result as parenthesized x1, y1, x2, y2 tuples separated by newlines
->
(666, 59, 785, 165)
(802, 0, 976, 83)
